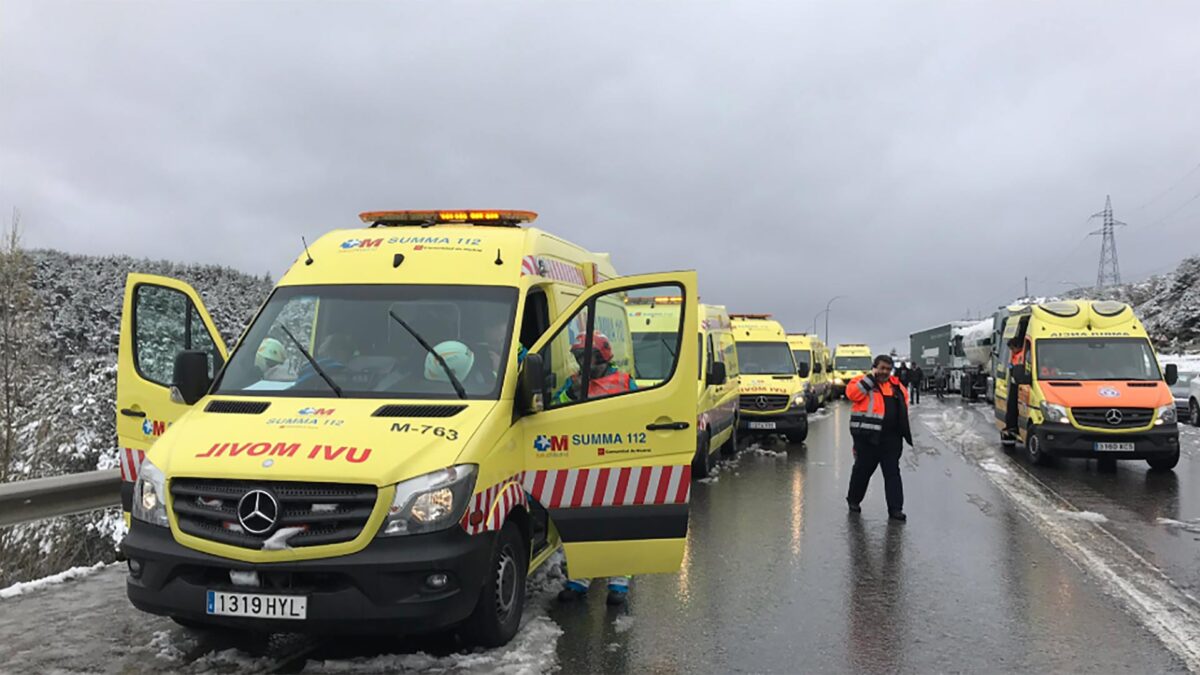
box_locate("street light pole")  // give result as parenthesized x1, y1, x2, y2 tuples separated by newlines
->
(811, 309, 827, 335)
(824, 296, 846, 345)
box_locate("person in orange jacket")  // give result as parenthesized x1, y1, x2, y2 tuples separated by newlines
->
(1003, 337, 1026, 440)
(846, 354, 913, 521)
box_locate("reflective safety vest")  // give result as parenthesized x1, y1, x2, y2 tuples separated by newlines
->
(846, 373, 908, 446)
(556, 367, 637, 402)
(1010, 346, 1025, 366)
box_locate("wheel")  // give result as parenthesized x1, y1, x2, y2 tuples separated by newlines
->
(806, 397, 818, 413)
(691, 432, 712, 479)
(1025, 429, 1052, 466)
(459, 521, 527, 648)
(719, 421, 738, 456)
(789, 425, 809, 444)
(1147, 450, 1180, 472)
(1191, 399, 1200, 427)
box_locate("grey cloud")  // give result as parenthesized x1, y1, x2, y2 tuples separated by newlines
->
(3, 0, 1200, 353)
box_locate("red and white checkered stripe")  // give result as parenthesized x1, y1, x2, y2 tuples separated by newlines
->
(120, 448, 146, 483)
(523, 465, 690, 509)
(461, 478, 528, 535)
(518, 255, 586, 285)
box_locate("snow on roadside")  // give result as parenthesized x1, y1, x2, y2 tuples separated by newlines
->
(306, 552, 567, 675)
(1057, 510, 1110, 524)
(0, 561, 111, 600)
(1159, 353, 1200, 373)
(979, 459, 1010, 475)
(1156, 518, 1200, 534)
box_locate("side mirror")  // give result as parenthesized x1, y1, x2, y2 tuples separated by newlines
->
(518, 353, 545, 415)
(1012, 364, 1032, 386)
(708, 361, 727, 387)
(172, 350, 212, 405)
(1165, 363, 1178, 386)
(797, 363, 811, 378)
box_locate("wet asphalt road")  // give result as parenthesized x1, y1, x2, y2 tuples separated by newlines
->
(550, 398, 1198, 674)
(4, 397, 1200, 673)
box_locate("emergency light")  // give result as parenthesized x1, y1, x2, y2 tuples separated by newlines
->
(359, 210, 539, 227)
(730, 313, 774, 320)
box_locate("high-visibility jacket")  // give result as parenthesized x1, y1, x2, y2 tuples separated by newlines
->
(846, 373, 912, 447)
(556, 367, 637, 403)
(1010, 346, 1025, 366)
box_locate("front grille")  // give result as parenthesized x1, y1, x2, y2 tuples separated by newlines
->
(170, 479, 377, 550)
(739, 394, 789, 412)
(1072, 407, 1154, 429)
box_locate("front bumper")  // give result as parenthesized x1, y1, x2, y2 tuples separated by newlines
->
(739, 408, 808, 435)
(1036, 422, 1180, 460)
(121, 520, 494, 634)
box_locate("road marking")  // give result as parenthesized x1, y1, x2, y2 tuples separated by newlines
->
(923, 406, 1200, 672)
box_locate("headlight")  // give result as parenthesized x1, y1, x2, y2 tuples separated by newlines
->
(1156, 404, 1178, 425)
(792, 393, 805, 407)
(1040, 401, 1069, 424)
(834, 378, 844, 385)
(379, 465, 477, 537)
(132, 458, 169, 527)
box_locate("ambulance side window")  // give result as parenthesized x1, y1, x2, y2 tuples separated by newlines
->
(540, 284, 684, 409)
(520, 289, 550, 351)
(134, 284, 222, 386)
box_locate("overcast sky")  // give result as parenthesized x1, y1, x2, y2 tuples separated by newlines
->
(3, 1, 1200, 353)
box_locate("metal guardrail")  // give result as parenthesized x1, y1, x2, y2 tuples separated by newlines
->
(0, 469, 122, 527)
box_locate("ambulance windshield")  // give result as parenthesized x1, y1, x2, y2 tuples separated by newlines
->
(835, 356, 872, 372)
(736, 342, 796, 375)
(214, 284, 518, 399)
(1035, 337, 1162, 382)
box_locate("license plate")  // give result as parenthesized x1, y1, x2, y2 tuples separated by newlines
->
(206, 590, 307, 620)
(748, 421, 777, 430)
(1095, 442, 1135, 452)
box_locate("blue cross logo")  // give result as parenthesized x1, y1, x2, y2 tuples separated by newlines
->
(141, 419, 154, 436)
(534, 435, 551, 452)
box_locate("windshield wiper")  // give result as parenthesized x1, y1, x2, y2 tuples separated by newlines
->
(388, 310, 467, 400)
(277, 324, 343, 398)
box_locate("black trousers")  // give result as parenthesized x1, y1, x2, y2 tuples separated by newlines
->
(847, 439, 904, 513)
(910, 384, 921, 404)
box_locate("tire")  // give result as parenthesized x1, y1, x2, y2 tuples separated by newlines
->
(691, 432, 712, 479)
(1025, 429, 1051, 466)
(1147, 450, 1180, 472)
(806, 397, 818, 413)
(1191, 399, 1200, 428)
(459, 521, 527, 648)
(789, 424, 809, 444)
(719, 421, 738, 456)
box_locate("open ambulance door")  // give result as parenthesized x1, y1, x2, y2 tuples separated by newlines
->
(116, 274, 228, 515)
(522, 272, 697, 579)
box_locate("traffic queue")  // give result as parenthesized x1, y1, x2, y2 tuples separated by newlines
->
(114, 207, 1191, 649)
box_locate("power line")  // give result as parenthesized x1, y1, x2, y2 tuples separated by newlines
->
(1132, 159, 1200, 212)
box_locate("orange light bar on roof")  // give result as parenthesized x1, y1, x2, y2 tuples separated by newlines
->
(358, 210, 538, 224)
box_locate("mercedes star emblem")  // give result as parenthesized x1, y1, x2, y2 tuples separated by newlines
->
(756, 396, 769, 410)
(1105, 408, 1124, 426)
(237, 489, 279, 535)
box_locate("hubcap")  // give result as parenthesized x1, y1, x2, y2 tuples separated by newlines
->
(494, 545, 518, 621)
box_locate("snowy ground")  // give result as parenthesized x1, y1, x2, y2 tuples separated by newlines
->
(1159, 352, 1200, 373)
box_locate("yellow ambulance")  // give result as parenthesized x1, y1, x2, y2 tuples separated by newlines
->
(831, 343, 873, 399)
(994, 299, 1180, 470)
(629, 300, 739, 477)
(730, 315, 808, 442)
(786, 333, 831, 412)
(116, 210, 699, 646)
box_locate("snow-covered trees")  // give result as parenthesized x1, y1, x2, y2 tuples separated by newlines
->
(0, 247, 271, 586)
